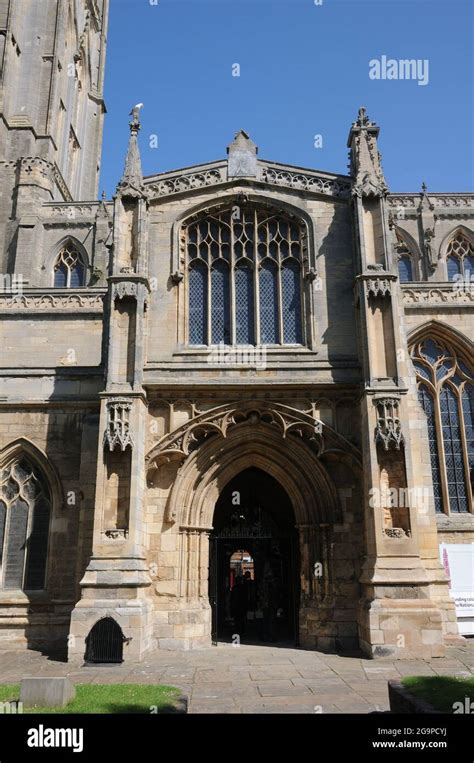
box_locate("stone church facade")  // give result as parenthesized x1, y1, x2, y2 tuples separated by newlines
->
(0, 0, 472, 662)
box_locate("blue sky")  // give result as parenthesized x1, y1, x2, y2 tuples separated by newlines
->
(99, 0, 474, 196)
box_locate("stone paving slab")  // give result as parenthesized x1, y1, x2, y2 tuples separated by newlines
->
(257, 680, 312, 697)
(0, 642, 473, 714)
(249, 666, 303, 680)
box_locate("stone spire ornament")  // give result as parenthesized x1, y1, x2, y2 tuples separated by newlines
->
(347, 107, 388, 198)
(116, 104, 147, 199)
(418, 180, 438, 270)
(227, 129, 258, 178)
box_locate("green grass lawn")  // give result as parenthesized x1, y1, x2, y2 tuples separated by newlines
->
(0, 684, 182, 714)
(402, 676, 474, 713)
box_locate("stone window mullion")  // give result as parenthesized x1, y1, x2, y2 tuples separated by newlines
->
(206, 263, 211, 346)
(229, 218, 236, 345)
(253, 209, 260, 346)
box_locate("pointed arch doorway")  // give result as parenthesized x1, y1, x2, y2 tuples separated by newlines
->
(209, 467, 299, 646)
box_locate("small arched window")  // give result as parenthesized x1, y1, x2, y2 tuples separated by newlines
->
(0, 457, 51, 590)
(395, 233, 415, 282)
(185, 206, 305, 346)
(53, 241, 86, 288)
(398, 255, 413, 283)
(411, 338, 473, 514)
(446, 232, 474, 282)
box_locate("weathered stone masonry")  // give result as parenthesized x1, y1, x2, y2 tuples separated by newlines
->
(0, 2, 472, 661)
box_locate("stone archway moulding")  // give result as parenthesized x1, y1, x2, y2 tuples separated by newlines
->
(145, 401, 361, 527)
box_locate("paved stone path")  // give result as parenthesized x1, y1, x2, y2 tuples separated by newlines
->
(0, 642, 473, 713)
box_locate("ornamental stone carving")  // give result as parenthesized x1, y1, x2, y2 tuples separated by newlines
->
(0, 291, 105, 311)
(103, 529, 129, 540)
(227, 130, 258, 178)
(147, 169, 224, 198)
(402, 285, 474, 306)
(387, 194, 474, 212)
(260, 166, 350, 198)
(383, 527, 410, 539)
(111, 281, 138, 301)
(46, 204, 98, 218)
(103, 399, 134, 452)
(146, 400, 361, 469)
(387, 195, 418, 209)
(374, 397, 404, 451)
(145, 163, 353, 201)
(348, 108, 388, 199)
(357, 272, 397, 298)
(366, 276, 392, 298)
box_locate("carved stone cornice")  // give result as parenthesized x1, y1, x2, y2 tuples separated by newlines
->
(144, 162, 351, 201)
(427, 195, 474, 208)
(401, 283, 474, 307)
(387, 194, 474, 221)
(259, 166, 350, 199)
(147, 168, 224, 198)
(44, 203, 101, 219)
(103, 398, 134, 452)
(374, 396, 404, 451)
(0, 290, 106, 313)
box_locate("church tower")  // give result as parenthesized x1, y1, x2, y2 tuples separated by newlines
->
(0, 0, 109, 269)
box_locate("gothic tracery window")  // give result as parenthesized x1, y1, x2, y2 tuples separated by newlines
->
(53, 241, 85, 288)
(185, 207, 305, 346)
(411, 338, 473, 514)
(0, 458, 51, 590)
(446, 231, 474, 282)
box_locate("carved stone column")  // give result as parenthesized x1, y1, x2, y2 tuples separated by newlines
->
(68, 108, 154, 663)
(348, 107, 453, 658)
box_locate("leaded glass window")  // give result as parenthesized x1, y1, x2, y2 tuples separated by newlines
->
(418, 385, 443, 513)
(398, 256, 413, 283)
(211, 261, 230, 344)
(282, 260, 303, 343)
(189, 261, 208, 344)
(185, 206, 305, 346)
(53, 241, 85, 288)
(235, 264, 254, 345)
(446, 232, 474, 282)
(411, 338, 474, 514)
(259, 261, 278, 344)
(0, 458, 51, 590)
